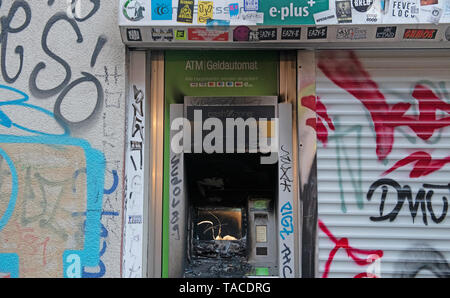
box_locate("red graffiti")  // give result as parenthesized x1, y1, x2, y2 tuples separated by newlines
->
(318, 51, 450, 161)
(382, 151, 450, 178)
(353, 272, 377, 278)
(318, 219, 383, 278)
(410, 85, 450, 139)
(302, 95, 335, 147)
(2, 221, 50, 269)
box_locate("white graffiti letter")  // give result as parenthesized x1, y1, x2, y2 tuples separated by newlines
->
(66, 254, 81, 278)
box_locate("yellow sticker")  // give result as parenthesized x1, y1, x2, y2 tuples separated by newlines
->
(198, 1, 213, 24)
(177, 0, 194, 23)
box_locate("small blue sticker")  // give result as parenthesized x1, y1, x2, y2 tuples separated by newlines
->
(229, 3, 239, 17)
(152, 0, 172, 20)
(244, 0, 258, 11)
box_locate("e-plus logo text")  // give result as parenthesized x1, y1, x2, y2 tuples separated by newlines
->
(268, 1, 317, 20)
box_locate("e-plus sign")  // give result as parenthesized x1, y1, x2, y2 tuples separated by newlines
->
(308, 0, 316, 7)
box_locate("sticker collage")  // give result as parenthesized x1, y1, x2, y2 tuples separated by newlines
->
(120, 0, 450, 43)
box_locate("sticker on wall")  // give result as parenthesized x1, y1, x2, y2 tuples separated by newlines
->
(238, 11, 265, 24)
(229, 3, 240, 18)
(380, 0, 389, 13)
(353, 0, 374, 11)
(177, 0, 194, 23)
(198, 1, 214, 24)
(151, 28, 174, 41)
(307, 26, 328, 39)
(375, 26, 397, 38)
(259, 0, 329, 25)
(421, 0, 438, 5)
(233, 26, 268, 41)
(258, 28, 277, 40)
(422, 6, 443, 23)
(281, 28, 302, 39)
(127, 28, 143, 41)
(175, 30, 187, 40)
(249, 29, 260, 41)
(403, 28, 438, 39)
(385, 0, 419, 22)
(336, 27, 367, 39)
(128, 215, 143, 224)
(123, 0, 146, 21)
(244, 0, 259, 11)
(336, 0, 353, 23)
(233, 26, 251, 41)
(365, 2, 382, 23)
(152, 0, 173, 20)
(188, 28, 229, 41)
(314, 9, 337, 24)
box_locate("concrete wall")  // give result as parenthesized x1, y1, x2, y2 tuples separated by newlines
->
(0, 0, 125, 278)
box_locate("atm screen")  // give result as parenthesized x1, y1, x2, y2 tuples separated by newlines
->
(194, 208, 244, 241)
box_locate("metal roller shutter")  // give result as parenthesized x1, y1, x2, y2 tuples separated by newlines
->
(316, 50, 450, 278)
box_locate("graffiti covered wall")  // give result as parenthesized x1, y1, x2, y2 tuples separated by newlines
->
(0, 1, 125, 277)
(314, 50, 450, 278)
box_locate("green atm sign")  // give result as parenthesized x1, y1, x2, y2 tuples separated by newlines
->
(259, 0, 329, 25)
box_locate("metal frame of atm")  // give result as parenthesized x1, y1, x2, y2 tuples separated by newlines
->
(123, 50, 301, 278)
(168, 96, 297, 277)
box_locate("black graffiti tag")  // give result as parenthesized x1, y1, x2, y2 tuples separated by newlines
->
(281, 243, 293, 278)
(170, 154, 182, 240)
(367, 178, 449, 225)
(132, 86, 144, 139)
(26, 11, 105, 128)
(280, 145, 293, 193)
(0, 0, 31, 84)
(53, 72, 104, 127)
(29, 12, 83, 99)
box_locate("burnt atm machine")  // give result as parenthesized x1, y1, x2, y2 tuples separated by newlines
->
(168, 97, 296, 278)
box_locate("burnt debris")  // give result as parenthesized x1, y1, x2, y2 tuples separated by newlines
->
(184, 239, 252, 278)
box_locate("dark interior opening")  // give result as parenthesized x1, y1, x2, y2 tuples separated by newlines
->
(183, 153, 277, 277)
(185, 153, 277, 206)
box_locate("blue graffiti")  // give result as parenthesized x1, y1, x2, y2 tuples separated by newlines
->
(72, 168, 87, 193)
(103, 170, 119, 195)
(0, 85, 70, 136)
(0, 85, 106, 277)
(0, 147, 18, 232)
(0, 253, 19, 278)
(71, 211, 119, 278)
(279, 202, 294, 240)
(82, 224, 107, 278)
